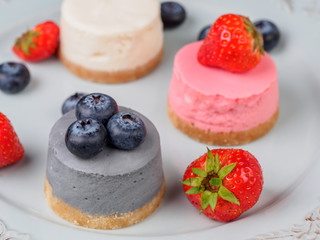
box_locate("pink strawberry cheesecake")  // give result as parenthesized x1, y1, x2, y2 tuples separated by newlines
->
(168, 41, 279, 145)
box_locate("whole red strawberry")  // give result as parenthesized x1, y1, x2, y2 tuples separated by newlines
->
(182, 148, 263, 222)
(12, 21, 59, 62)
(197, 14, 264, 72)
(0, 113, 24, 168)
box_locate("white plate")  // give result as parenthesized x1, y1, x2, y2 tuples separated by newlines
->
(1, 0, 320, 239)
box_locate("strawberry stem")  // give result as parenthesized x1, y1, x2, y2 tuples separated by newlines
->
(202, 171, 220, 193)
(209, 178, 222, 186)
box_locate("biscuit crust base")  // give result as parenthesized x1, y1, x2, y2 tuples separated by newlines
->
(59, 46, 164, 84)
(44, 178, 165, 229)
(168, 103, 279, 146)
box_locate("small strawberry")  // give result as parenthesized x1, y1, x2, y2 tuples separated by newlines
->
(12, 21, 59, 62)
(197, 13, 264, 72)
(182, 148, 263, 222)
(0, 113, 24, 168)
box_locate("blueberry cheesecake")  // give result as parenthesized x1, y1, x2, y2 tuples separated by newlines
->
(45, 93, 165, 229)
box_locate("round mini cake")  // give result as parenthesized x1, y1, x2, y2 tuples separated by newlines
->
(45, 107, 165, 229)
(59, 0, 164, 83)
(168, 41, 279, 146)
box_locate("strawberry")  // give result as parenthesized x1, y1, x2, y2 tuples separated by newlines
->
(197, 13, 264, 72)
(12, 21, 59, 62)
(182, 148, 263, 222)
(0, 113, 24, 168)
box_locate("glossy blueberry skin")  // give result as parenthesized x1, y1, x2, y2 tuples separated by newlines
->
(75, 93, 118, 127)
(198, 24, 211, 40)
(107, 112, 146, 150)
(61, 92, 87, 115)
(161, 2, 186, 28)
(0, 62, 30, 94)
(254, 20, 280, 52)
(65, 118, 107, 159)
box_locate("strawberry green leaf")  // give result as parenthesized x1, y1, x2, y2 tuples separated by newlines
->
(186, 186, 204, 194)
(206, 147, 215, 172)
(258, 36, 265, 55)
(218, 186, 240, 205)
(200, 190, 213, 213)
(181, 177, 203, 187)
(209, 178, 222, 186)
(209, 192, 218, 212)
(243, 17, 264, 55)
(213, 152, 220, 173)
(218, 162, 237, 179)
(21, 41, 30, 55)
(243, 17, 251, 26)
(192, 168, 207, 177)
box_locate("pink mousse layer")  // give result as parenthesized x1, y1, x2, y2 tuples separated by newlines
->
(168, 41, 279, 133)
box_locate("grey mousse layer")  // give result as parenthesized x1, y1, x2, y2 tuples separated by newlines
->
(46, 107, 164, 215)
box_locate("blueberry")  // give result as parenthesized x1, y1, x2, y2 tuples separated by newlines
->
(198, 24, 211, 40)
(107, 112, 146, 150)
(75, 93, 118, 126)
(65, 118, 107, 159)
(62, 92, 87, 115)
(254, 20, 280, 52)
(0, 62, 30, 94)
(161, 2, 186, 29)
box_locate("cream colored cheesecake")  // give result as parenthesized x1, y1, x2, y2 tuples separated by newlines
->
(59, 0, 164, 83)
